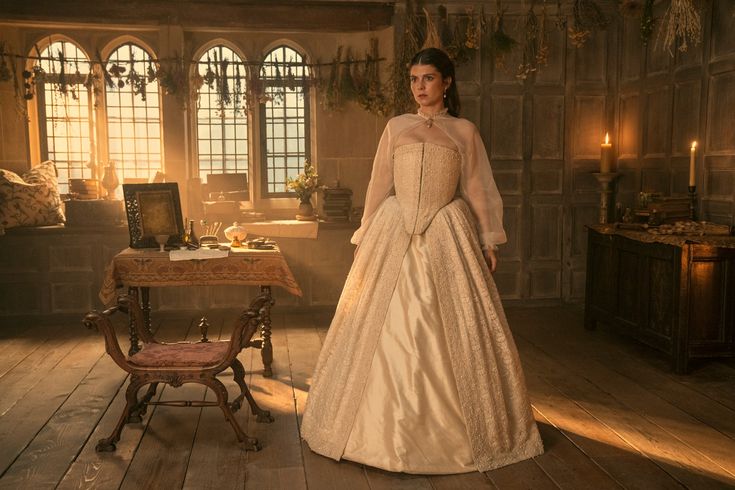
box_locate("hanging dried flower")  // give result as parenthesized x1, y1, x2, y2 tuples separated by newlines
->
(146, 59, 157, 83)
(517, 5, 540, 81)
(218, 58, 231, 107)
(387, 0, 420, 115)
(536, 3, 550, 69)
(464, 7, 481, 50)
(570, 0, 607, 48)
(555, 0, 568, 31)
(55, 49, 70, 97)
(234, 62, 244, 115)
(490, 0, 517, 70)
(422, 7, 444, 50)
(204, 53, 215, 88)
(322, 46, 342, 111)
(657, 0, 701, 56)
(446, 19, 471, 64)
(568, 26, 592, 47)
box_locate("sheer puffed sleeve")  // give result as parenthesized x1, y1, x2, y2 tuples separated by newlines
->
(458, 123, 507, 249)
(350, 120, 394, 245)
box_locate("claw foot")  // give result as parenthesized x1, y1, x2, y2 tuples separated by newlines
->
(256, 411, 274, 423)
(240, 437, 261, 452)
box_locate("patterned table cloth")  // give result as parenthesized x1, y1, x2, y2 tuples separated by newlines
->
(100, 246, 302, 306)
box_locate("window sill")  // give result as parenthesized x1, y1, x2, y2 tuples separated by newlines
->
(238, 220, 318, 239)
(236, 218, 359, 240)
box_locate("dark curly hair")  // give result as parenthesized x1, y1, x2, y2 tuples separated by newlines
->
(409, 48, 460, 117)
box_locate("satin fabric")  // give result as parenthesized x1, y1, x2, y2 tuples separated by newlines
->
(342, 233, 475, 474)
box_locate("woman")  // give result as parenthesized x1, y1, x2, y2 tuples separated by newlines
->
(301, 48, 543, 474)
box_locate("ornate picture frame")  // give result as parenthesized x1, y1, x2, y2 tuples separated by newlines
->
(122, 183, 185, 249)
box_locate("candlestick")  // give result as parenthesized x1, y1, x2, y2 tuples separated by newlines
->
(601, 132, 613, 173)
(689, 141, 697, 187)
(592, 172, 620, 224)
(688, 185, 697, 221)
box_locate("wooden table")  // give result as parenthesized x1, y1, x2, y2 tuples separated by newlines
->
(99, 246, 302, 376)
(585, 224, 735, 373)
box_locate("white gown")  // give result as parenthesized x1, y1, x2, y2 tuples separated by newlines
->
(301, 114, 543, 474)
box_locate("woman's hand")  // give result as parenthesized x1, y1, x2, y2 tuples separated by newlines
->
(483, 248, 498, 273)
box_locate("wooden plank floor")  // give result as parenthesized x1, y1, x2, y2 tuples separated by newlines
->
(1, 305, 735, 489)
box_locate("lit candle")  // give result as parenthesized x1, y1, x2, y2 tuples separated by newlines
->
(689, 141, 697, 187)
(600, 133, 613, 173)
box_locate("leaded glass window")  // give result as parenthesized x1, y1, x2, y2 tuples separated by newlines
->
(260, 45, 310, 196)
(105, 43, 162, 183)
(37, 40, 94, 195)
(195, 45, 249, 181)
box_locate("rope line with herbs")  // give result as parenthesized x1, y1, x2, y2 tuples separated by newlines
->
(0, 0, 706, 120)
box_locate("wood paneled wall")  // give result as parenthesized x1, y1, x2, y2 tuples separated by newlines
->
(433, 0, 734, 302)
(435, 1, 614, 301)
(617, 0, 735, 227)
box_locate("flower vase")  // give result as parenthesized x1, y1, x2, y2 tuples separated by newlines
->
(101, 163, 120, 200)
(296, 197, 316, 221)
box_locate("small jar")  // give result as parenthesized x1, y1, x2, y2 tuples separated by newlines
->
(224, 222, 247, 248)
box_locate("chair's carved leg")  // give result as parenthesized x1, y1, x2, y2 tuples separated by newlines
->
(128, 287, 140, 355)
(260, 286, 274, 377)
(204, 378, 260, 451)
(97, 376, 145, 452)
(230, 359, 274, 423)
(129, 382, 158, 420)
(141, 287, 152, 337)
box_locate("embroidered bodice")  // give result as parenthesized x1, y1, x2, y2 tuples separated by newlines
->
(393, 142, 461, 236)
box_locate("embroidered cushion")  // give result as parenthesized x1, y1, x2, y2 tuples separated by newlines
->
(0, 160, 65, 231)
(128, 341, 231, 367)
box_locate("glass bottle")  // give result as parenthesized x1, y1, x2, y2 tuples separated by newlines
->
(186, 219, 198, 247)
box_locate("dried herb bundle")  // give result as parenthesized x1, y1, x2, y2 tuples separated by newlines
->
(388, 0, 421, 115)
(569, 0, 607, 48)
(657, 0, 701, 56)
(490, 0, 518, 69)
(322, 46, 343, 111)
(422, 8, 444, 50)
(518, 5, 540, 80)
(354, 38, 389, 116)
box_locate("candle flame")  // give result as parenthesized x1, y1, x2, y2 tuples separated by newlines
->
(691, 141, 697, 150)
(604, 133, 610, 145)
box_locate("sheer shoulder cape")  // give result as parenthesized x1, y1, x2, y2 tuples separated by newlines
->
(351, 113, 507, 249)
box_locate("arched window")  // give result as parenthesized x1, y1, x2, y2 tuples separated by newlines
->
(195, 45, 248, 180)
(260, 45, 310, 196)
(37, 40, 93, 194)
(105, 43, 161, 183)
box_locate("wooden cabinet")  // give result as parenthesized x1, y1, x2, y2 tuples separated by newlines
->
(584, 225, 735, 373)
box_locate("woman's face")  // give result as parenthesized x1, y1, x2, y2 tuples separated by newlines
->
(410, 63, 451, 113)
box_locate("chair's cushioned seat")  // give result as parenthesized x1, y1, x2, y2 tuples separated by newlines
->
(128, 341, 231, 367)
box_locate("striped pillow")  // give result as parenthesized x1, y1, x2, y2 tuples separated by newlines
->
(0, 160, 65, 231)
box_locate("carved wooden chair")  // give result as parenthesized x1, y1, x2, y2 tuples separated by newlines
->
(83, 293, 274, 452)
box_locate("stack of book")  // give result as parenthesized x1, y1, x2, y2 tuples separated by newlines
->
(69, 179, 100, 199)
(321, 186, 353, 222)
(649, 196, 690, 221)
